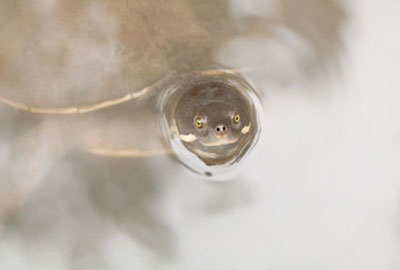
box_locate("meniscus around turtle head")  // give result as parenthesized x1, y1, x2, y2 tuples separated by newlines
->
(159, 70, 262, 180)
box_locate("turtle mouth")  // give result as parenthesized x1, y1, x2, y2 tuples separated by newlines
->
(188, 137, 246, 165)
(200, 137, 239, 147)
(179, 133, 239, 147)
(179, 134, 242, 164)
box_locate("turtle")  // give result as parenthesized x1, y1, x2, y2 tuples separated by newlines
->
(0, 0, 263, 179)
(0, 0, 348, 226)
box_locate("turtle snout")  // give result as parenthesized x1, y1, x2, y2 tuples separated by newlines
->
(215, 124, 228, 137)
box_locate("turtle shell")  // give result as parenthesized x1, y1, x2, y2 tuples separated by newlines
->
(0, 0, 346, 113)
(0, 0, 238, 112)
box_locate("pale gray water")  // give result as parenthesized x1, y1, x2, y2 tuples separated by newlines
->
(1, 0, 400, 269)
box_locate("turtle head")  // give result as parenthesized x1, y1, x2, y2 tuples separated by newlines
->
(174, 81, 254, 165)
(159, 71, 262, 179)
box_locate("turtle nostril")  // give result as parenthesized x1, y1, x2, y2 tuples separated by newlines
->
(215, 124, 228, 135)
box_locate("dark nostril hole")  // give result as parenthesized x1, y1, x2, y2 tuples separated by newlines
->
(215, 125, 227, 134)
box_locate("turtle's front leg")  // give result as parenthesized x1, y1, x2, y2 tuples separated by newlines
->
(0, 114, 75, 226)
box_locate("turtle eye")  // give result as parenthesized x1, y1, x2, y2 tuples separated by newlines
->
(233, 113, 241, 124)
(194, 117, 204, 128)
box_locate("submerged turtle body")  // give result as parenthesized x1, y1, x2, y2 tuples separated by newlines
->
(0, 0, 263, 177)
